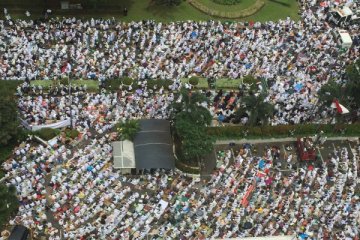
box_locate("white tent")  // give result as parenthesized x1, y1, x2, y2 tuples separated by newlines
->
(112, 141, 135, 174)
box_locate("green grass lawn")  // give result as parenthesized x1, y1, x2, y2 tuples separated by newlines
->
(5, 0, 300, 22)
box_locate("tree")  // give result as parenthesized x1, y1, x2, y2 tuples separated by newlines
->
(170, 89, 214, 166)
(153, 0, 181, 7)
(116, 120, 140, 141)
(0, 81, 22, 147)
(318, 80, 347, 106)
(345, 59, 360, 108)
(170, 89, 212, 127)
(0, 184, 19, 229)
(240, 93, 274, 126)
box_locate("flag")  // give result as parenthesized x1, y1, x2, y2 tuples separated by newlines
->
(241, 184, 255, 207)
(331, 99, 349, 114)
(61, 62, 72, 74)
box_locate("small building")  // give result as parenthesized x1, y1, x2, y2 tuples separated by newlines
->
(112, 119, 175, 174)
(8, 225, 30, 240)
(112, 140, 135, 174)
(134, 119, 175, 172)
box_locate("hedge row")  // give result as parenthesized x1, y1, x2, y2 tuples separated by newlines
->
(188, 0, 265, 19)
(33, 128, 60, 141)
(104, 78, 173, 91)
(207, 123, 360, 139)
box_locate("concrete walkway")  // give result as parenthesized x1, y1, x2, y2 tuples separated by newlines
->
(216, 136, 359, 145)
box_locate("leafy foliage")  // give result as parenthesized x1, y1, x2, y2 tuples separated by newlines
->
(189, 76, 200, 86)
(0, 184, 19, 229)
(116, 120, 140, 141)
(170, 89, 214, 165)
(0, 81, 23, 146)
(64, 128, 80, 139)
(345, 59, 360, 107)
(122, 77, 134, 86)
(239, 93, 274, 126)
(34, 128, 61, 141)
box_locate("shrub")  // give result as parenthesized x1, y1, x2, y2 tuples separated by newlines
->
(242, 75, 258, 85)
(189, 76, 200, 86)
(116, 120, 140, 141)
(64, 128, 80, 139)
(161, 79, 173, 89)
(147, 79, 160, 90)
(122, 77, 133, 86)
(59, 78, 69, 86)
(34, 128, 60, 141)
(104, 79, 122, 91)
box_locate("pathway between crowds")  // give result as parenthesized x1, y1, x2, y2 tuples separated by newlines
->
(215, 136, 359, 145)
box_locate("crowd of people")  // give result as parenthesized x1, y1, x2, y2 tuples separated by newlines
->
(1, 0, 360, 239)
(2, 126, 360, 239)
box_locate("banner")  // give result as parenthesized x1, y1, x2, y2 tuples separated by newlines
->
(20, 118, 71, 131)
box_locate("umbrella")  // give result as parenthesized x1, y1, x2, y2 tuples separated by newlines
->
(258, 159, 265, 169)
(135, 89, 143, 95)
(190, 31, 198, 39)
(87, 166, 94, 172)
(308, 165, 314, 171)
(294, 83, 303, 92)
(218, 114, 225, 122)
(196, 210, 204, 217)
(245, 63, 252, 69)
(243, 222, 252, 229)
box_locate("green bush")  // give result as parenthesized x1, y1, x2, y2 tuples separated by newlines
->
(161, 79, 173, 89)
(212, 0, 241, 5)
(189, 76, 200, 86)
(64, 128, 80, 139)
(122, 77, 133, 86)
(104, 79, 122, 91)
(242, 75, 258, 85)
(147, 79, 160, 90)
(60, 78, 69, 86)
(34, 128, 60, 141)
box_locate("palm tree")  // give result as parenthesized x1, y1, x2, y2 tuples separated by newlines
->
(116, 120, 140, 141)
(240, 93, 274, 126)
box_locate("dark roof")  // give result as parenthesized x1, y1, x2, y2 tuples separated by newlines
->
(9, 225, 29, 240)
(134, 119, 175, 170)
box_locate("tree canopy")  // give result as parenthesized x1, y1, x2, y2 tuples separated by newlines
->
(170, 89, 214, 165)
(0, 184, 19, 229)
(0, 81, 23, 147)
(239, 93, 274, 126)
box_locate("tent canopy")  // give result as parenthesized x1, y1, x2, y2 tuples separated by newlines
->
(134, 119, 175, 170)
(112, 140, 135, 169)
